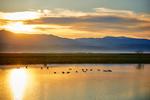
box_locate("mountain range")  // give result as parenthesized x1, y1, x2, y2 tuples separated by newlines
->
(0, 30, 150, 53)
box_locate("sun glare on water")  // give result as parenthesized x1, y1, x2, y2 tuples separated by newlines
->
(9, 69, 28, 100)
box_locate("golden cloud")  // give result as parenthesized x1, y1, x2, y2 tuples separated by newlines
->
(0, 8, 150, 39)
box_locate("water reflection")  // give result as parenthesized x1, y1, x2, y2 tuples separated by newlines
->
(136, 64, 144, 70)
(0, 64, 149, 100)
(9, 69, 28, 100)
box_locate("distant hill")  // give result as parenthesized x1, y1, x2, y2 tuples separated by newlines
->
(0, 30, 150, 53)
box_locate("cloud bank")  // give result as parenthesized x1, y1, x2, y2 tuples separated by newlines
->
(0, 8, 150, 39)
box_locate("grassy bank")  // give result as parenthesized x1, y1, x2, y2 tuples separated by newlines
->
(0, 53, 150, 65)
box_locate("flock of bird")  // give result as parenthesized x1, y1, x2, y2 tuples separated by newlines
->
(23, 65, 112, 74)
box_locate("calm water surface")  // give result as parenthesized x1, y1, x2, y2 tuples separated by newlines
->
(0, 64, 150, 100)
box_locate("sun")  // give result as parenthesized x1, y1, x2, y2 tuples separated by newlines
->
(2, 22, 35, 33)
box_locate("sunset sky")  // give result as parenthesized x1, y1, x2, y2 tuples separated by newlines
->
(0, 0, 150, 39)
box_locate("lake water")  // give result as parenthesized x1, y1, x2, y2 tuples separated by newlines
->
(0, 64, 150, 100)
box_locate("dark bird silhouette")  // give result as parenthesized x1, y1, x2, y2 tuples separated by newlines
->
(69, 68, 72, 70)
(97, 69, 101, 71)
(107, 70, 112, 72)
(82, 69, 86, 72)
(67, 72, 70, 74)
(103, 70, 112, 72)
(25, 66, 28, 69)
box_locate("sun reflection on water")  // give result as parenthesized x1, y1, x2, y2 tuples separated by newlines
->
(9, 69, 28, 100)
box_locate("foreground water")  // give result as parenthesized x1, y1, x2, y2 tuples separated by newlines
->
(0, 64, 150, 100)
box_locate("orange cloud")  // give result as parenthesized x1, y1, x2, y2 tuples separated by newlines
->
(0, 8, 150, 39)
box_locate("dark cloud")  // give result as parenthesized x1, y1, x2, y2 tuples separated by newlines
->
(24, 14, 150, 34)
(25, 15, 149, 25)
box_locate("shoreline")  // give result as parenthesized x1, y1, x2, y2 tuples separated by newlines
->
(0, 53, 150, 65)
